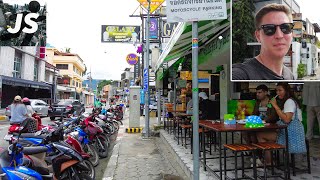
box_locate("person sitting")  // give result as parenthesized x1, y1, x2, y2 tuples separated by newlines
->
(257, 82, 306, 165)
(22, 97, 38, 132)
(199, 92, 215, 120)
(10, 96, 37, 133)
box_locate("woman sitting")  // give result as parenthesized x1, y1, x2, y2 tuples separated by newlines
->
(257, 82, 306, 165)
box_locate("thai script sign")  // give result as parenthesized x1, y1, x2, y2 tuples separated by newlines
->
(166, 0, 227, 22)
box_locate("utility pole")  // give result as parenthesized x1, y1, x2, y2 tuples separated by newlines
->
(144, 0, 151, 137)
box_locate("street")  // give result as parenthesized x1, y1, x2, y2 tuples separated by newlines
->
(0, 108, 118, 180)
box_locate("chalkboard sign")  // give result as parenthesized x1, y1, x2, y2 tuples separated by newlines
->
(210, 74, 219, 95)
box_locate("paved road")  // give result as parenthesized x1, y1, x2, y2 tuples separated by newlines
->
(0, 108, 118, 180)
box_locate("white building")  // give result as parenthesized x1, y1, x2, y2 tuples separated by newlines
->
(0, 46, 53, 108)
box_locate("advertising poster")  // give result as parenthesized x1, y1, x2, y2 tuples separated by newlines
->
(101, 25, 140, 43)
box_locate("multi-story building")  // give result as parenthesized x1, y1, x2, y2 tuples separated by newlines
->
(0, 46, 53, 108)
(46, 48, 86, 101)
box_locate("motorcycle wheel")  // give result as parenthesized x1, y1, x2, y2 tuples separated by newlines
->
(84, 144, 99, 167)
(95, 137, 109, 158)
(82, 159, 95, 179)
(113, 121, 120, 132)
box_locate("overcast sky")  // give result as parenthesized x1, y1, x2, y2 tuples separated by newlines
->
(3, 0, 319, 80)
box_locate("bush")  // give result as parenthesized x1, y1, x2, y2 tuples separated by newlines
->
(297, 63, 306, 79)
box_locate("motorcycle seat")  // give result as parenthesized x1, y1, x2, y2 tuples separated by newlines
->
(12, 132, 47, 139)
(23, 146, 48, 155)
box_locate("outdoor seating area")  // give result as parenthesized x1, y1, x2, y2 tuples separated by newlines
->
(160, 115, 320, 180)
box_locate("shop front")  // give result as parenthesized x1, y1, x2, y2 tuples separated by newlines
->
(0, 75, 52, 108)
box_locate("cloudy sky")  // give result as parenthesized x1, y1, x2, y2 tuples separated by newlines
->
(3, 0, 319, 80)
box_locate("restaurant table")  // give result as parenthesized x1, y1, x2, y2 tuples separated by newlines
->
(199, 120, 289, 180)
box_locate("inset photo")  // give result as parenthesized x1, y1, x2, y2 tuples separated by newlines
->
(0, 0, 46, 46)
(231, 0, 320, 81)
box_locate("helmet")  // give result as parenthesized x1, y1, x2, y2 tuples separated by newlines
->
(22, 97, 30, 103)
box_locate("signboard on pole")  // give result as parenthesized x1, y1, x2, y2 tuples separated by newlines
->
(143, 68, 148, 91)
(126, 53, 139, 65)
(137, 0, 165, 14)
(166, 0, 227, 22)
(149, 18, 158, 39)
(134, 57, 140, 80)
(101, 25, 140, 43)
(161, 21, 178, 38)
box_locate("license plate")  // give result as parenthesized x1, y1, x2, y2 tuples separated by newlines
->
(4, 134, 13, 141)
(55, 108, 62, 112)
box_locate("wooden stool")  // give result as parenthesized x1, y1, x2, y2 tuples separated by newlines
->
(223, 144, 258, 180)
(252, 142, 286, 179)
(179, 124, 192, 148)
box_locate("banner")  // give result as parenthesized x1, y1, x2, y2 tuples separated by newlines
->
(149, 18, 158, 39)
(101, 25, 140, 43)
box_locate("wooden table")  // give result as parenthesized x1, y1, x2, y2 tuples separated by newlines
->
(199, 120, 289, 180)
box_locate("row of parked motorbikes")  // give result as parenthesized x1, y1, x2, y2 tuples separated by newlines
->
(0, 105, 124, 180)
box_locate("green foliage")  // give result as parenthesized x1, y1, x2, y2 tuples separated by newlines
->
(297, 63, 306, 79)
(97, 80, 113, 92)
(232, 0, 255, 63)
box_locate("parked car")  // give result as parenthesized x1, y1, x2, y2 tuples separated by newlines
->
(5, 99, 50, 119)
(48, 99, 84, 120)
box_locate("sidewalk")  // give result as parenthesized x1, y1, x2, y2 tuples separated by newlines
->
(103, 109, 188, 180)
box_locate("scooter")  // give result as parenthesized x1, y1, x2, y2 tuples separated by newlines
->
(0, 120, 43, 180)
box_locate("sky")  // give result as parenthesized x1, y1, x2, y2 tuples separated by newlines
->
(3, 0, 319, 81)
(294, 0, 320, 24)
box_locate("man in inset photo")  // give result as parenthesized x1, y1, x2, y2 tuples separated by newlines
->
(232, 3, 295, 80)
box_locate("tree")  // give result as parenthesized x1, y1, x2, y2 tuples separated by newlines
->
(232, 0, 255, 63)
(97, 80, 113, 93)
(65, 48, 71, 53)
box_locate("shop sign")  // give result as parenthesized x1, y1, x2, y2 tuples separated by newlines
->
(137, 0, 165, 14)
(101, 25, 140, 43)
(199, 30, 229, 59)
(166, 0, 227, 22)
(126, 53, 139, 65)
(161, 21, 178, 38)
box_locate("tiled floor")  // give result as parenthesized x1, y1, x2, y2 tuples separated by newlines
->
(160, 128, 320, 180)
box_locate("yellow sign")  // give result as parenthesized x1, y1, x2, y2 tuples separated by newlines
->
(137, 0, 165, 14)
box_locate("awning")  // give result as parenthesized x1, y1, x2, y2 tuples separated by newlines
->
(154, 0, 231, 71)
(0, 75, 52, 90)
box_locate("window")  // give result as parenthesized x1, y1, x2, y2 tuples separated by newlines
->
(56, 64, 68, 70)
(13, 51, 22, 78)
(34, 60, 38, 81)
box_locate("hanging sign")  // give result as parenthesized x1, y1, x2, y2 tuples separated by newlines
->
(137, 0, 165, 14)
(126, 53, 139, 65)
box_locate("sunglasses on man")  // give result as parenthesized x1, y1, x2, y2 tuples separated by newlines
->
(258, 23, 294, 36)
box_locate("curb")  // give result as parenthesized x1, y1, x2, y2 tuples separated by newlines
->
(102, 122, 125, 180)
(125, 127, 143, 133)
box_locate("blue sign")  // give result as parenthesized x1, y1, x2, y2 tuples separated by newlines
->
(143, 68, 148, 91)
(140, 89, 145, 105)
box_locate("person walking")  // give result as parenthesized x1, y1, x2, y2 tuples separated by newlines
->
(303, 82, 320, 140)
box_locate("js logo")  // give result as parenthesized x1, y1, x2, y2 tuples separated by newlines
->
(7, 13, 39, 34)
(7, 1, 41, 34)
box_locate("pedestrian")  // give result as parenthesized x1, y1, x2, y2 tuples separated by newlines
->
(303, 82, 320, 140)
(232, 3, 295, 80)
